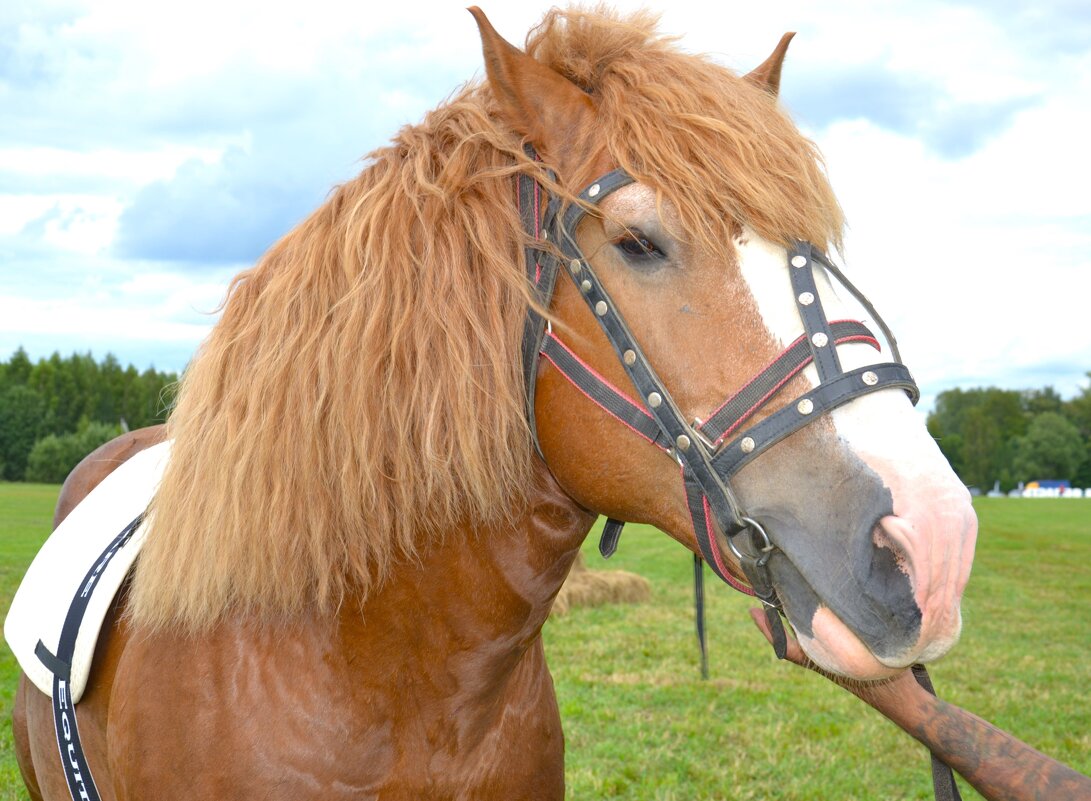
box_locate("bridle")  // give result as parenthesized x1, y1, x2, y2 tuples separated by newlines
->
(515, 148, 963, 801)
(516, 145, 918, 645)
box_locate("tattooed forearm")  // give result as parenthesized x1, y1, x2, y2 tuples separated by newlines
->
(907, 699, 1091, 801)
(748, 610, 1091, 800)
(847, 676, 1091, 801)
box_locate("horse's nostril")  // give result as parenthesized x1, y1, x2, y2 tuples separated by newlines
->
(872, 517, 913, 577)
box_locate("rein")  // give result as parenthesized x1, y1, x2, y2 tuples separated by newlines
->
(516, 146, 962, 801)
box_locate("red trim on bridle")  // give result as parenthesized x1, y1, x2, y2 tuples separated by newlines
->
(701, 493, 754, 595)
(540, 332, 665, 449)
(541, 322, 883, 597)
(543, 325, 881, 448)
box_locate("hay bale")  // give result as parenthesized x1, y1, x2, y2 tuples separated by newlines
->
(552, 551, 651, 616)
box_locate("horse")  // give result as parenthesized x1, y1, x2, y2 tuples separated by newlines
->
(11, 7, 977, 799)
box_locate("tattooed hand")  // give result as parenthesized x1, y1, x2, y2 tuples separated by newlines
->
(750, 609, 1091, 801)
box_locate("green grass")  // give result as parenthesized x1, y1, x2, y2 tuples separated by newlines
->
(0, 489, 1087, 799)
(0, 483, 59, 801)
(551, 500, 1091, 800)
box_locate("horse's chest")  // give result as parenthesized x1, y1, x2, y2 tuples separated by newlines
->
(108, 626, 566, 800)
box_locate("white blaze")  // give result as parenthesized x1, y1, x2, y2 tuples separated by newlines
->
(732, 229, 953, 477)
(734, 230, 976, 672)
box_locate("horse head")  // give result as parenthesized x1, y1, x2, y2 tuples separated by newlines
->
(472, 8, 977, 680)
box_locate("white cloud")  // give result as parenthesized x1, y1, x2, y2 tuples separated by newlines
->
(816, 103, 1091, 398)
(1, 0, 1087, 402)
(0, 292, 214, 342)
(0, 145, 225, 186)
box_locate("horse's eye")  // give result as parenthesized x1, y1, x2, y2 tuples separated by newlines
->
(613, 230, 666, 262)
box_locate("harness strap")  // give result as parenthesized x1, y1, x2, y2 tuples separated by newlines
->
(37, 512, 144, 801)
(514, 145, 922, 679)
(540, 333, 666, 448)
(542, 321, 880, 455)
(694, 320, 875, 444)
(542, 320, 886, 601)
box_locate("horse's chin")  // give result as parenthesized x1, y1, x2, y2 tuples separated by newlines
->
(791, 605, 960, 680)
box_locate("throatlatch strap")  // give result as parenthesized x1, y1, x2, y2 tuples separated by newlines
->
(37, 512, 145, 801)
(599, 518, 625, 559)
(912, 665, 965, 801)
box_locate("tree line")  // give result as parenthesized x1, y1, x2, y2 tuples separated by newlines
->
(927, 375, 1091, 491)
(1, 346, 1088, 491)
(0, 347, 177, 484)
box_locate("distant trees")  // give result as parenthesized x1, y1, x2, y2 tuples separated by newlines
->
(0, 345, 1087, 491)
(0, 384, 46, 481)
(928, 373, 1091, 490)
(24, 422, 123, 484)
(1011, 413, 1084, 483)
(0, 348, 177, 482)
(1064, 377, 1091, 488)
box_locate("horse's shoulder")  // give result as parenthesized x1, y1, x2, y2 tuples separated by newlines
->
(55, 425, 167, 528)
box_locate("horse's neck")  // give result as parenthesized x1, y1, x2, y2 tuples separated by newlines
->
(342, 459, 595, 689)
(99, 461, 593, 793)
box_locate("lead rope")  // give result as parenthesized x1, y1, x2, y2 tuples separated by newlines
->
(912, 665, 965, 801)
(693, 555, 709, 679)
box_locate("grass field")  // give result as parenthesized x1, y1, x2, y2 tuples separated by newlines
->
(0, 487, 1087, 800)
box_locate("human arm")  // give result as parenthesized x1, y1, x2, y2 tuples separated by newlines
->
(749, 609, 1091, 801)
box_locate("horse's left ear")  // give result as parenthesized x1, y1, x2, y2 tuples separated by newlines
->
(744, 32, 796, 97)
(469, 7, 597, 163)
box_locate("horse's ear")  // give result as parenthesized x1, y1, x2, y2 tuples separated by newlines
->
(744, 32, 796, 97)
(469, 7, 597, 159)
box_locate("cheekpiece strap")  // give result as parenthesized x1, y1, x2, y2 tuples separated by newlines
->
(517, 143, 560, 459)
(682, 467, 753, 593)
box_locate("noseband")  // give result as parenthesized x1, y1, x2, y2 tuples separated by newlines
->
(516, 146, 919, 648)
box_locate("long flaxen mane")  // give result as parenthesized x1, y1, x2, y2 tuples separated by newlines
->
(130, 6, 845, 631)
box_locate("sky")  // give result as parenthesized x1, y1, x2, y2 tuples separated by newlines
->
(2, 0, 1089, 410)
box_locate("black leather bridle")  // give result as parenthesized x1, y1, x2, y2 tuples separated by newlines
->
(516, 146, 963, 801)
(516, 146, 917, 640)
